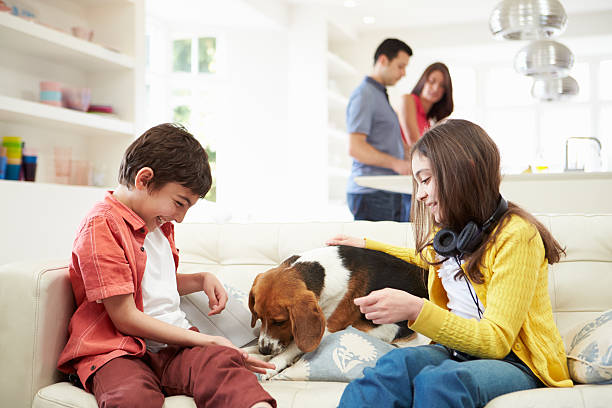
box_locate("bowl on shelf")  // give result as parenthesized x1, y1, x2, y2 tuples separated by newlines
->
(71, 26, 94, 41)
(61, 87, 91, 112)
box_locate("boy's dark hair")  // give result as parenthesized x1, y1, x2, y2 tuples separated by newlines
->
(118, 123, 212, 198)
(373, 38, 413, 65)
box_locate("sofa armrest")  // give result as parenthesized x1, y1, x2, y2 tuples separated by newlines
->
(0, 260, 74, 408)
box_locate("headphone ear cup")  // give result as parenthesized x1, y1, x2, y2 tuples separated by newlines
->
(433, 228, 459, 258)
(456, 221, 482, 255)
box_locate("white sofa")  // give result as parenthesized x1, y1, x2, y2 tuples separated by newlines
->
(1, 215, 611, 408)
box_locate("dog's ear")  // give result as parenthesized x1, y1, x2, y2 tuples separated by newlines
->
(249, 274, 262, 328)
(281, 255, 300, 266)
(289, 291, 325, 352)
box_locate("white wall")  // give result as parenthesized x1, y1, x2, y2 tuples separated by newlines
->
(213, 28, 291, 218)
(0, 181, 106, 265)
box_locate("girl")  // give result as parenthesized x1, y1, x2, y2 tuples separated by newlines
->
(327, 119, 572, 408)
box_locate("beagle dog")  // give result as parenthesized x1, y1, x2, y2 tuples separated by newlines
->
(248, 245, 428, 379)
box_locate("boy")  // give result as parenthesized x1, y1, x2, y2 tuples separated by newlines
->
(58, 123, 276, 408)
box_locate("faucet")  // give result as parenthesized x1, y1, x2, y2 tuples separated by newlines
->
(565, 137, 602, 171)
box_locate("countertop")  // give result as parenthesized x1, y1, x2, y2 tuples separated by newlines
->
(355, 172, 612, 194)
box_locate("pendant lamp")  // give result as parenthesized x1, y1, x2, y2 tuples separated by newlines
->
(531, 75, 579, 101)
(489, 0, 568, 40)
(514, 40, 574, 78)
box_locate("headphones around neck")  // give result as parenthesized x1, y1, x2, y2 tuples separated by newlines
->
(433, 196, 508, 259)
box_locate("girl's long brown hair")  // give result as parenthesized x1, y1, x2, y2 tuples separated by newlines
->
(411, 62, 454, 122)
(411, 119, 565, 284)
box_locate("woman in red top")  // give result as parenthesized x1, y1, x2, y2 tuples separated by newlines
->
(398, 62, 454, 221)
(399, 62, 454, 146)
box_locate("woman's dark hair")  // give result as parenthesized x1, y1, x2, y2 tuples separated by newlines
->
(118, 123, 212, 198)
(411, 62, 454, 122)
(410, 119, 565, 283)
(374, 38, 413, 65)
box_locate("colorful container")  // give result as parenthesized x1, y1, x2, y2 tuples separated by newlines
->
(22, 147, 37, 182)
(0, 154, 6, 180)
(40, 81, 62, 107)
(2, 136, 22, 159)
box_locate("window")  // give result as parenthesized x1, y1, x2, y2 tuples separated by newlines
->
(198, 37, 217, 73)
(146, 19, 222, 202)
(173, 39, 192, 72)
(484, 66, 533, 108)
(172, 37, 218, 75)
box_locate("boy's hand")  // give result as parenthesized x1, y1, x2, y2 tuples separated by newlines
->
(201, 272, 228, 315)
(242, 353, 276, 374)
(207, 336, 275, 374)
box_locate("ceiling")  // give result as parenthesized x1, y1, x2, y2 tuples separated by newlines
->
(147, 0, 612, 36)
(289, 0, 612, 32)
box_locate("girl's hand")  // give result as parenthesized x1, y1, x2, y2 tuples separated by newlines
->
(201, 272, 228, 315)
(354, 288, 424, 323)
(325, 234, 366, 248)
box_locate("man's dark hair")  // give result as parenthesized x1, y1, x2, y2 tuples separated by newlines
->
(373, 38, 413, 65)
(118, 123, 212, 198)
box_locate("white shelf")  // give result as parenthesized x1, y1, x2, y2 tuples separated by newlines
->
(0, 12, 134, 71)
(328, 89, 349, 110)
(0, 95, 134, 137)
(327, 51, 359, 78)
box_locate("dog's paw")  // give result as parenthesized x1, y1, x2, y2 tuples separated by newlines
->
(267, 354, 290, 373)
(259, 367, 279, 381)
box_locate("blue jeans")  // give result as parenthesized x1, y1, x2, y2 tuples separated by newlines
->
(338, 344, 543, 408)
(347, 191, 402, 221)
(401, 193, 412, 222)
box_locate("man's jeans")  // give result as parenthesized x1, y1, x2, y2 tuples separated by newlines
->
(338, 344, 542, 408)
(347, 191, 403, 222)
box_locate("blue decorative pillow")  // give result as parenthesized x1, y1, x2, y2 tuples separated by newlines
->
(270, 326, 395, 382)
(565, 309, 612, 384)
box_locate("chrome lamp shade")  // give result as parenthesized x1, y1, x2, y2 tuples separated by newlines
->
(490, 0, 568, 40)
(514, 40, 574, 78)
(531, 75, 579, 101)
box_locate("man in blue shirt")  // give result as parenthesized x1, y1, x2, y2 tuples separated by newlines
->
(346, 38, 413, 222)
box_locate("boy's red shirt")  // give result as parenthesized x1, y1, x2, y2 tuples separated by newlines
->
(57, 192, 179, 391)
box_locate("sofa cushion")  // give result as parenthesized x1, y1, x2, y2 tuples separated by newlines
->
(270, 326, 394, 382)
(565, 309, 612, 384)
(33, 381, 346, 408)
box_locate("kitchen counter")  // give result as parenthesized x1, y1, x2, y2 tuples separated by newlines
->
(354, 172, 612, 214)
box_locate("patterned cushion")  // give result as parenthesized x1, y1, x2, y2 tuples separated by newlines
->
(270, 326, 394, 382)
(565, 309, 612, 384)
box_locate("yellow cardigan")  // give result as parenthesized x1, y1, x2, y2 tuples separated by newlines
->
(366, 215, 572, 388)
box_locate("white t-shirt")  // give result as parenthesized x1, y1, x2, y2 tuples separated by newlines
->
(437, 256, 484, 320)
(141, 227, 191, 352)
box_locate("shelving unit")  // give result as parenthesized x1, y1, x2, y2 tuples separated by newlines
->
(0, 12, 135, 70)
(0, 1, 144, 187)
(0, 95, 134, 137)
(326, 20, 359, 203)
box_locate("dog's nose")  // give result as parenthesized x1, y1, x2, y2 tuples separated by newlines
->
(259, 344, 273, 355)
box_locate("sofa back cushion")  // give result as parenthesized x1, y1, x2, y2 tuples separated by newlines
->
(174, 215, 612, 343)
